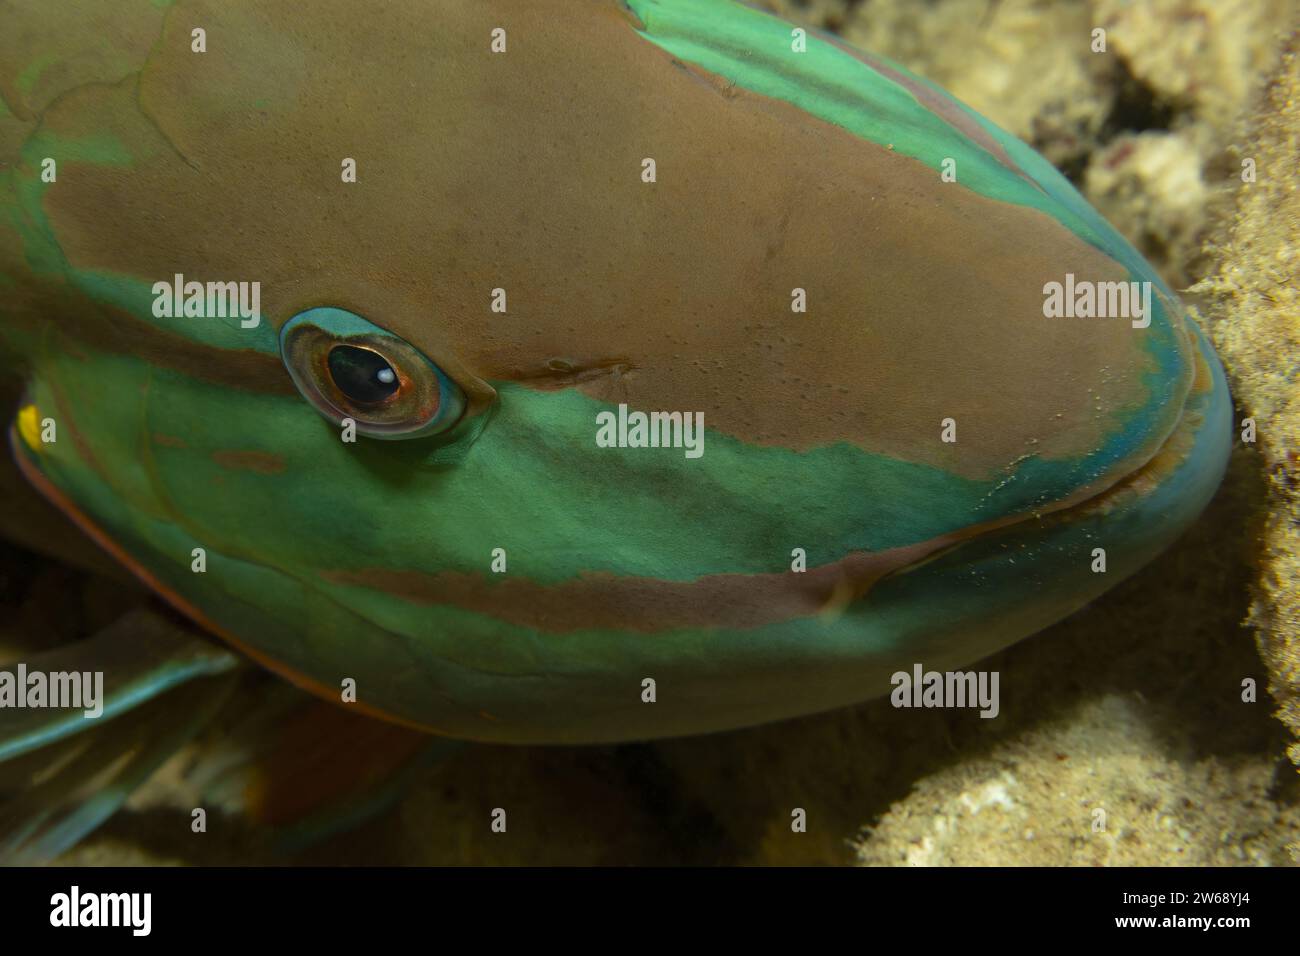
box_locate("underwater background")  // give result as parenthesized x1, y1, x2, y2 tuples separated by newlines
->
(3, 0, 1298, 865)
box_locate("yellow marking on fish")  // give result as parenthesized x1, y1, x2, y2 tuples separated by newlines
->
(17, 404, 42, 452)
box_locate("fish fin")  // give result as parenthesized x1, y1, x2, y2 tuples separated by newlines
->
(0, 606, 240, 863)
(197, 690, 459, 853)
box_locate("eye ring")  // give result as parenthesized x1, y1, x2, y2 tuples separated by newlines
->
(280, 307, 466, 440)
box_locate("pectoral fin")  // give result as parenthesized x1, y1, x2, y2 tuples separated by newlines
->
(0, 606, 239, 863)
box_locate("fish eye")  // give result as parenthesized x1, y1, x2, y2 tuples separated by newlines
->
(279, 307, 466, 439)
(327, 345, 400, 404)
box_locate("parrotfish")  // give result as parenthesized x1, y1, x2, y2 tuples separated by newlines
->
(0, 0, 1230, 854)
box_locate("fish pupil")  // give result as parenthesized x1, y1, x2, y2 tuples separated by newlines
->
(327, 345, 400, 403)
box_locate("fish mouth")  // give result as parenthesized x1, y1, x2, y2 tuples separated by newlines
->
(1019, 326, 1226, 534)
(881, 323, 1231, 618)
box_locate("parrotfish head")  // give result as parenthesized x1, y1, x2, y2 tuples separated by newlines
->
(2, 0, 1230, 742)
